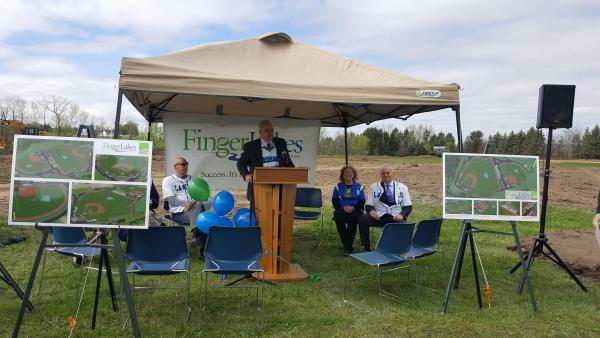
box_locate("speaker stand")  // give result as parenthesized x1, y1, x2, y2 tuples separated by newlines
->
(510, 127, 587, 293)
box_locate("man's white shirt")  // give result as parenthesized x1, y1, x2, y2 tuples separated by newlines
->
(261, 138, 278, 167)
(162, 174, 192, 214)
(366, 180, 412, 217)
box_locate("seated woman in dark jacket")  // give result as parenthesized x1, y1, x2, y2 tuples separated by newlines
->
(332, 166, 366, 255)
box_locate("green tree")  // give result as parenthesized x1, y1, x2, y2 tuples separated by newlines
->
(350, 134, 369, 155)
(582, 128, 593, 159)
(120, 121, 140, 139)
(464, 130, 485, 153)
(524, 127, 544, 156)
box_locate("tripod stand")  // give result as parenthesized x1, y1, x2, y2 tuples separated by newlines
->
(510, 127, 587, 293)
(1, 260, 34, 312)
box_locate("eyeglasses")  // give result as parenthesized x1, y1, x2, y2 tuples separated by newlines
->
(176, 163, 188, 167)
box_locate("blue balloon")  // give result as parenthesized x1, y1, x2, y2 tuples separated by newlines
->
(195, 211, 220, 234)
(213, 191, 235, 216)
(233, 208, 257, 227)
(219, 216, 234, 227)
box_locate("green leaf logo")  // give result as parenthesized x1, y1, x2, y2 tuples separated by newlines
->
(139, 142, 149, 155)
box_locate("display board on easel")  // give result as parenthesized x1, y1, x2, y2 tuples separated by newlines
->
(8, 135, 152, 229)
(443, 153, 540, 222)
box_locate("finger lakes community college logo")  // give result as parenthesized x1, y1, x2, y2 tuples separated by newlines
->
(181, 129, 303, 161)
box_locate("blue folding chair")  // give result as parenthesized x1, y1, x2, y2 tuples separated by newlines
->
(202, 226, 264, 315)
(404, 218, 443, 259)
(349, 222, 415, 300)
(402, 218, 443, 293)
(38, 227, 101, 294)
(126, 226, 191, 323)
(295, 187, 324, 233)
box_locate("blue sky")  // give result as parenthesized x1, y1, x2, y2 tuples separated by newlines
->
(0, 0, 598, 137)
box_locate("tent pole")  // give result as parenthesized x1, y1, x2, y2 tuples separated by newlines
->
(147, 120, 152, 141)
(344, 126, 349, 166)
(113, 89, 123, 139)
(454, 106, 463, 153)
(111, 88, 142, 337)
(343, 112, 349, 165)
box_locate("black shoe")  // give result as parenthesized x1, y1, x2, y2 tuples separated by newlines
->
(343, 246, 354, 256)
(197, 248, 205, 260)
(364, 245, 371, 252)
(73, 256, 83, 267)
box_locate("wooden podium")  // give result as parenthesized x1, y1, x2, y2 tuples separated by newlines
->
(252, 167, 309, 281)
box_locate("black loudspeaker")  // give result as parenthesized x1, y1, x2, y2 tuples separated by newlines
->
(536, 84, 575, 129)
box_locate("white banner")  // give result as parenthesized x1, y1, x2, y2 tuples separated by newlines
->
(164, 113, 320, 191)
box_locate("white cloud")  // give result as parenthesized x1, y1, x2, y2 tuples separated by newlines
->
(299, 0, 600, 135)
(0, 55, 144, 126)
(0, 0, 279, 44)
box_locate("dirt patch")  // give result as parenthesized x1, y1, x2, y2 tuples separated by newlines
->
(518, 231, 600, 280)
(84, 201, 106, 215)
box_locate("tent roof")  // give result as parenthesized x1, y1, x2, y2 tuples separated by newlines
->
(119, 32, 460, 127)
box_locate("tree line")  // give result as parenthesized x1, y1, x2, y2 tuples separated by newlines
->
(0, 95, 142, 138)
(319, 124, 600, 159)
(319, 125, 457, 157)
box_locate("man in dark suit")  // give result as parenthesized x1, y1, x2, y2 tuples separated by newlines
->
(237, 119, 295, 199)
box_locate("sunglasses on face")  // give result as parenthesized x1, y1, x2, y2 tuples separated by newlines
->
(176, 163, 188, 167)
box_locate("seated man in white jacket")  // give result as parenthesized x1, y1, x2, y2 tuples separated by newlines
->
(162, 156, 212, 258)
(358, 165, 413, 252)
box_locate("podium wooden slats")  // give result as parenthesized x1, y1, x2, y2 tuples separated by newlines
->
(252, 167, 308, 281)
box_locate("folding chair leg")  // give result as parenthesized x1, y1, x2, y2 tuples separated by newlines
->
(413, 261, 420, 299)
(255, 276, 260, 309)
(376, 264, 411, 302)
(184, 271, 191, 325)
(77, 255, 85, 292)
(258, 271, 265, 322)
(410, 259, 441, 295)
(199, 272, 208, 321)
(377, 266, 382, 295)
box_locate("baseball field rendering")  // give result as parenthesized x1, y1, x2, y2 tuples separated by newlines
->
(445, 155, 537, 199)
(14, 138, 93, 180)
(71, 183, 146, 226)
(12, 181, 69, 223)
(95, 155, 148, 182)
(444, 154, 539, 219)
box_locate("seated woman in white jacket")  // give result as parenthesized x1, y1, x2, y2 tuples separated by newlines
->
(358, 165, 412, 252)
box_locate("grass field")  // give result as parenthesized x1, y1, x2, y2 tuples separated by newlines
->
(2, 202, 599, 337)
(547, 161, 600, 168)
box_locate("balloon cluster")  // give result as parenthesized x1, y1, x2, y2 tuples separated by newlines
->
(192, 182, 257, 233)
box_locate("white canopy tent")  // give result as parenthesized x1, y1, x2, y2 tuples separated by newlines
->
(114, 32, 464, 160)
